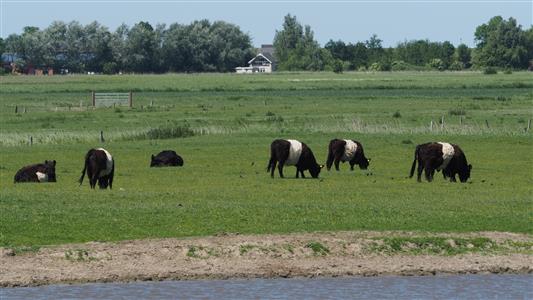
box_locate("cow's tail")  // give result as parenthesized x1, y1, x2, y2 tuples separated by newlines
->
(79, 150, 92, 186)
(267, 148, 275, 172)
(409, 145, 419, 178)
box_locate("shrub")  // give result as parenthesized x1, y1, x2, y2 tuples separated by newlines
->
(369, 62, 386, 71)
(102, 62, 118, 75)
(449, 61, 463, 71)
(484, 67, 498, 75)
(503, 69, 512, 74)
(391, 60, 410, 71)
(392, 111, 402, 118)
(428, 58, 445, 71)
(332, 59, 343, 74)
(449, 108, 466, 116)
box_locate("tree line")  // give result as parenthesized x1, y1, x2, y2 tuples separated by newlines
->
(0, 20, 254, 73)
(1, 15, 532, 74)
(275, 14, 533, 72)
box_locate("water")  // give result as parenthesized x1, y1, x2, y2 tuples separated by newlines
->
(2, 274, 532, 299)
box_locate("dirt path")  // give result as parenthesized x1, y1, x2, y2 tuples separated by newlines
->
(1, 231, 532, 287)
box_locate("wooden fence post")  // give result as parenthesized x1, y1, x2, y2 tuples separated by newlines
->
(15, 106, 18, 113)
(441, 116, 444, 130)
(485, 120, 490, 128)
(527, 119, 531, 132)
(430, 120, 434, 131)
(100, 130, 105, 143)
(29, 136, 33, 146)
(128, 91, 133, 108)
(92, 91, 96, 107)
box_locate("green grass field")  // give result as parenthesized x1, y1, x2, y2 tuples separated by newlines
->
(0, 71, 532, 247)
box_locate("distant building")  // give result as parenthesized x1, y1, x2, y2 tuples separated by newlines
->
(236, 44, 277, 74)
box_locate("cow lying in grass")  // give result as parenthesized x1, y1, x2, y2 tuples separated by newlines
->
(150, 150, 184, 167)
(409, 142, 472, 183)
(79, 148, 114, 189)
(326, 139, 370, 172)
(14, 160, 57, 183)
(267, 139, 323, 178)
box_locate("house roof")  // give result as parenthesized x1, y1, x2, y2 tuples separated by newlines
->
(248, 53, 276, 64)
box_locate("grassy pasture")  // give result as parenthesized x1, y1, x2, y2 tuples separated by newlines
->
(0, 72, 532, 247)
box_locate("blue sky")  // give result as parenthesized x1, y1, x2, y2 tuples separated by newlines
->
(1, 0, 531, 47)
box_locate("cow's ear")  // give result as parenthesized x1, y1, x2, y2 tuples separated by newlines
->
(52, 160, 56, 166)
(151, 154, 155, 160)
(468, 164, 472, 170)
(319, 164, 324, 169)
(368, 158, 372, 161)
(45, 160, 49, 164)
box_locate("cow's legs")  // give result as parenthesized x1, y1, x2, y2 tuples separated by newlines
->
(295, 168, 299, 178)
(349, 162, 355, 171)
(278, 161, 285, 178)
(449, 173, 457, 182)
(270, 161, 277, 178)
(334, 155, 342, 171)
(300, 169, 306, 178)
(424, 163, 434, 182)
(417, 161, 424, 182)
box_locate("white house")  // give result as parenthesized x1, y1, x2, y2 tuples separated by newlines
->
(236, 45, 276, 74)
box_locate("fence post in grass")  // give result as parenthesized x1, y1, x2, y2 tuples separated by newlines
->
(29, 136, 33, 146)
(128, 91, 133, 108)
(460, 116, 463, 126)
(430, 120, 434, 131)
(441, 116, 444, 130)
(485, 120, 490, 128)
(100, 130, 105, 143)
(91, 91, 96, 107)
(527, 119, 531, 132)
(150, 100, 153, 107)
(23, 107, 27, 113)
(15, 105, 18, 113)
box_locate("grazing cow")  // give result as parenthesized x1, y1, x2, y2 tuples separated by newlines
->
(150, 150, 184, 167)
(326, 139, 370, 171)
(14, 160, 56, 183)
(267, 139, 323, 178)
(79, 148, 114, 189)
(409, 142, 472, 183)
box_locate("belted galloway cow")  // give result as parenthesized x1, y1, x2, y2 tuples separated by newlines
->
(14, 160, 57, 183)
(326, 139, 370, 172)
(409, 142, 472, 183)
(267, 139, 323, 178)
(79, 148, 114, 189)
(150, 150, 184, 167)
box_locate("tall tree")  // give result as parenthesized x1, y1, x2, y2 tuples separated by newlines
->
(455, 43, 471, 68)
(473, 16, 529, 68)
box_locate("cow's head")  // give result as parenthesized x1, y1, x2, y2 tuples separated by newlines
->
(44, 160, 57, 182)
(359, 157, 370, 170)
(150, 154, 161, 167)
(309, 164, 324, 178)
(459, 164, 472, 183)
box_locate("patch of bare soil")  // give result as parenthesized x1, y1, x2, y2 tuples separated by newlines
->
(1, 231, 532, 287)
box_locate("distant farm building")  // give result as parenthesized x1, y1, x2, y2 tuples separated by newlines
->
(236, 44, 276, 74)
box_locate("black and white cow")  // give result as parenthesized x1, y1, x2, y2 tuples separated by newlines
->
(150, 150, 184, 167)
(409, 142, 472, 183)
(326, 139, 370, 172)
(14, 160, 57, 183)
(79, 148, 114, 189)
(267, 139, 323, 178)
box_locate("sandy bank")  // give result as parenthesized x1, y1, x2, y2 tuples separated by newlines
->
(1, 231, 532, 287)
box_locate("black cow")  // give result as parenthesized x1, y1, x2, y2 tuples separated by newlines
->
(79, 148, 114, 189)
(326, 139, 370, 171)
(14, 160, 56, 183)
(409, 142, 472, 183)
(267, 139, 323, 178)
(150, 150, 184, 167)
